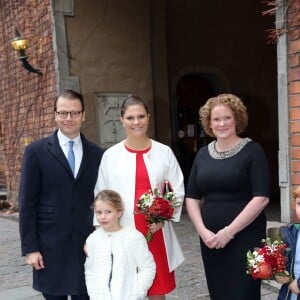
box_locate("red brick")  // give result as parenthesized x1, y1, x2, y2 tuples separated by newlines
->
(291, 160, 300, 172)
(290, 108, 300, 120)
(291, 172, 300, 184)
(289, 40, 300, 55)
(290, 122, 300, 133)
(291, 134, 300, 147)
(290, 94, 300, 107)
(291, 148, 300, 159)
(289, 66, 300, 81)
(289, 29, 300, 41)
(289, 81, 300, 94)
(289, 0, 300, 11)
(289, 55, 300, 68)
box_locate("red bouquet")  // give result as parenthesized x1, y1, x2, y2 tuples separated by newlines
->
(135, 181, 179, 242)
(246, 237, 290, 280)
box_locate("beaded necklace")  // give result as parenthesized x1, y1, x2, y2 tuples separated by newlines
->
(208, 137, 252, 160)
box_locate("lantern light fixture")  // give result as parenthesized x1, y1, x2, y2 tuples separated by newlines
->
(11, 28, 42, 75)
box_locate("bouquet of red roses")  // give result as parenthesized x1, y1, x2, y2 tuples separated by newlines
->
(135, 181, 179, 242)
(246, 237, 291, 280)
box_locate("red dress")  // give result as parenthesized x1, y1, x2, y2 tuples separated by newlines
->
(125, 145, 175, 295)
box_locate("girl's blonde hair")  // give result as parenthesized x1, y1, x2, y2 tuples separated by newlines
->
(199, 93, 248, 138)
(94, 189, 124, 212)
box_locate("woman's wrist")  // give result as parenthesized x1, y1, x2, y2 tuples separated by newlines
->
(224, 226, 234, 240)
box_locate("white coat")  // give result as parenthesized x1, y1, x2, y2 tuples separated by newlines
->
(94, 140, 185, 272)
(85, 227, 155, 300)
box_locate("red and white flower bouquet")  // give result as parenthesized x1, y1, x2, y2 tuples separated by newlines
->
(135, 181, 179, 242)
(246, 237, 291, 281)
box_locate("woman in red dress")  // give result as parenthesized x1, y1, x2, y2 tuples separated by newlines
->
(95, 95, 185, 300)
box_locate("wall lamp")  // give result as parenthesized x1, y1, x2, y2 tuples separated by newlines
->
(11, 28, 42, 75)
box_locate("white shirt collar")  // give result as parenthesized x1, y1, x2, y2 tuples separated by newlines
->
(57, 129, 81, 145)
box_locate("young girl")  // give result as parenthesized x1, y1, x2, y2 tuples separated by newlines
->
(276, 186, 300, 300)
(84, 190, 156, 300)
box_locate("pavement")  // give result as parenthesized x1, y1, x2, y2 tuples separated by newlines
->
(0, 212, 282, 300)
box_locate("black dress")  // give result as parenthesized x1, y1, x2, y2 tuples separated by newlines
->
(186, 140, 270, 300)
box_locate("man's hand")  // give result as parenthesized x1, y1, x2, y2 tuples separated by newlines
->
(26, 251, 45, 270)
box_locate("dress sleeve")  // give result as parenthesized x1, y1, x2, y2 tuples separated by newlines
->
(186, 150, 203, 200)
(249, 143, 271, 197)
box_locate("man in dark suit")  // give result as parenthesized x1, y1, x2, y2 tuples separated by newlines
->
(19, 89, 104, 300)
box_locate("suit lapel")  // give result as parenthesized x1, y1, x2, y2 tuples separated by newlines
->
(76, 134, 91, 178)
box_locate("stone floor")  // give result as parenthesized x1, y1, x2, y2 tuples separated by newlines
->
(0, 205, 282, 300)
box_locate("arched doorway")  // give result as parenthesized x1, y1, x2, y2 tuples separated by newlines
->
(175, 74, 216, 186)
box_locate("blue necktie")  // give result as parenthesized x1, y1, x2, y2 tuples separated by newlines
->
(67, 141, 75, 174)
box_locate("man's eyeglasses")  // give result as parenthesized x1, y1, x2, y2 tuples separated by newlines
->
(56, 111, 82, 119)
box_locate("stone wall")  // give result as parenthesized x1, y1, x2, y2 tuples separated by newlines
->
(64, 0, 155, 143)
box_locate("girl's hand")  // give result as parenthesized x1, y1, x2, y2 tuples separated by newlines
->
(83, 243, 88, 256)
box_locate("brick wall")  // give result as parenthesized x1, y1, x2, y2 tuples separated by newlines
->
(288, 0, 300, 220)
(0, 0, 57, 205)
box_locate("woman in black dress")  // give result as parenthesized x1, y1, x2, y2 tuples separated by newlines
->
(185, 94, 270, 300)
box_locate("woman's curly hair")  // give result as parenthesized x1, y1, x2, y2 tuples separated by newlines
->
(199, 94, 248, 138)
